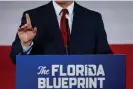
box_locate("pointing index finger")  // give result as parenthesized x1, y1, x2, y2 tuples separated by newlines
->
(26, 13, 32, 27)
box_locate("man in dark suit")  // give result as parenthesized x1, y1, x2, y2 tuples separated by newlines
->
(10, 1, 112, 64)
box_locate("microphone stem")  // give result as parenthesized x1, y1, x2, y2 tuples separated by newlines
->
(65, 45, 69, 55)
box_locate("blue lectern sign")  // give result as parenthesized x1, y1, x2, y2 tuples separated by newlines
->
(16, 55, 126, 89)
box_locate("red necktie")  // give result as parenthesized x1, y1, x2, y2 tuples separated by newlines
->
(60, 9, 70, 50)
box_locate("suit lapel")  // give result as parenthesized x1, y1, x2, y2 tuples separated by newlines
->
(70, 2, 82, 44)
(46, 1, 61, 37)
(46, 1, 65, 49)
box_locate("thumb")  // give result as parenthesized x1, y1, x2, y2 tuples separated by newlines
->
(33, 27, 37, 33)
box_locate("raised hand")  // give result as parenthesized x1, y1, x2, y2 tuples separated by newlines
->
(18, 13, 37, 47)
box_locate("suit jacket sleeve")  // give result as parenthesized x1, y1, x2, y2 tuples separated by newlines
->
(95, 13, 113, 54)
(10, 12, 27, 64)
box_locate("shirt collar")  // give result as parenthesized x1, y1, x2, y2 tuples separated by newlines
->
(52, 1, 74, 16)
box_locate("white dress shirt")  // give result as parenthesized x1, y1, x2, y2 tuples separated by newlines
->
(53, 1, 74, 33)
(21, 1, 74, 52)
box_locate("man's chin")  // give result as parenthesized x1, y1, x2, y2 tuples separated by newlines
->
(55, 0, 72, 4)
(55, 1, 67, 4)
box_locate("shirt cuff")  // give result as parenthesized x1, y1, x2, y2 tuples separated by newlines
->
(21, 41, 34, 52)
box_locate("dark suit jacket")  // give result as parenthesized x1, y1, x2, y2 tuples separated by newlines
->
(10, 1, 112, 64)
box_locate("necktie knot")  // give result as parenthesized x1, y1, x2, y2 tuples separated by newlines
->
(62, 9, 68, 16)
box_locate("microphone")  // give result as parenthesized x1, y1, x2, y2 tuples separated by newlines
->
(65, 18, 70, 55)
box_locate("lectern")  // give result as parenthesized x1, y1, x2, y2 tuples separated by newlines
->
(16, 55, 126, 89)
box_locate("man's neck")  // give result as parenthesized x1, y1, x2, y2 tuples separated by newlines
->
(55, 1, 73, 8)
